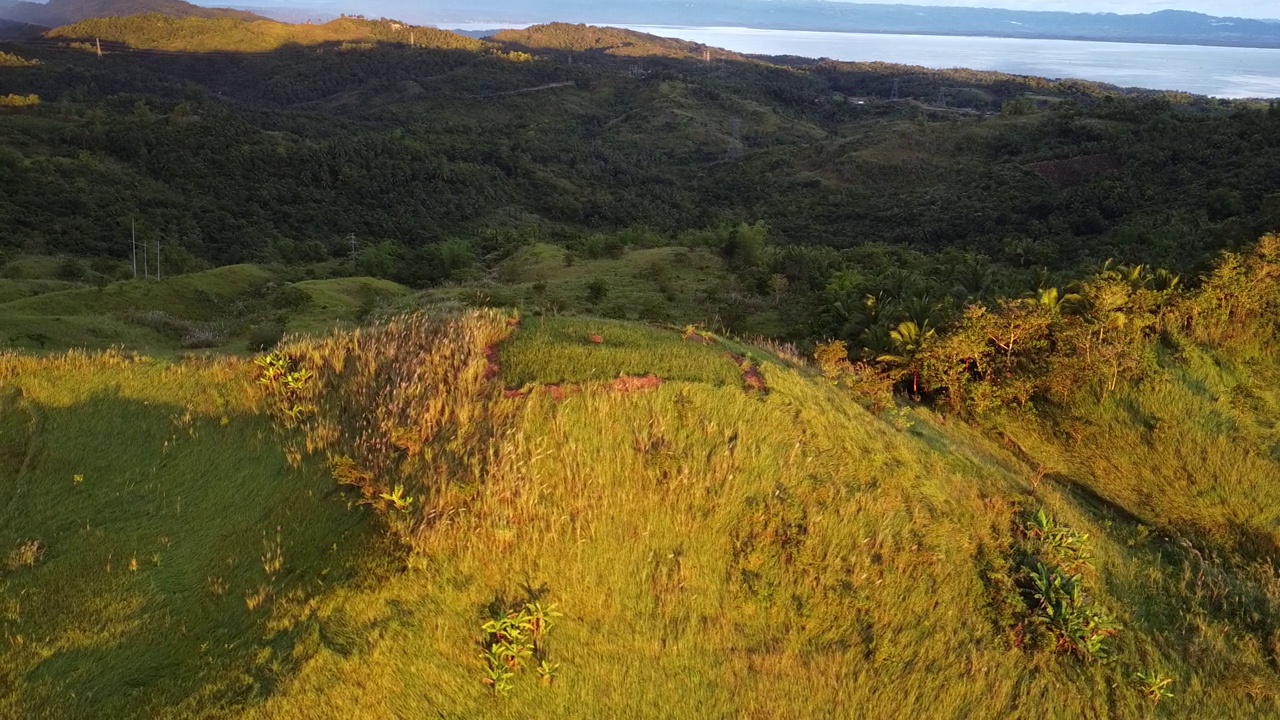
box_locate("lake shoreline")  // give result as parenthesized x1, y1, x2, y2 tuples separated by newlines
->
(441, 21, 1280, 51)
(628, 24, 1280, 52)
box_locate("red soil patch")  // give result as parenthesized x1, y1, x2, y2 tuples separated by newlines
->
(589, 334, 605, 344)
(483, 346, 501, 381)
(613, 374, 663, 393)
(726, 352, 768, 394)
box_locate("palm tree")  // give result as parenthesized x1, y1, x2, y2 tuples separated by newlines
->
(1120, 264, 1149, 291)
(1036, 287, 1084, 315)
(876, 320, 936, 394)
(877, 268, 920, 301)
(1151, 268, 1181, 292)
(953, 261, 992, 301)
(901, 292, 942, 327)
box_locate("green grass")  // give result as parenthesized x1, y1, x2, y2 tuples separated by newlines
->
(423, 244, 770, 330)
(0, 353, 383, 718)
(0, 266, 410, 352)
(3, 311, 1280, 717)
(498, 315, 742, 387)
(0, 279, 83, 304)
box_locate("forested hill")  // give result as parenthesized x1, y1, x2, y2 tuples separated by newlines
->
(0, 0, 263, 27)
(492, 23, 740, 60)
(1, 17, 1279, 347)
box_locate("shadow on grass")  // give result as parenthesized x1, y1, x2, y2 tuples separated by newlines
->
(0, 390, 386, 718)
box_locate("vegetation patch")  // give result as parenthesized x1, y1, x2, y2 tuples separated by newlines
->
(498, 316, 741, 387)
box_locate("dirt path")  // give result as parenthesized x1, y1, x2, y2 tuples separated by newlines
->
(468, 81, 574, 98)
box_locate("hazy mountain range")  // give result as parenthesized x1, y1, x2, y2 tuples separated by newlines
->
(364, 0, 1280, 48)
(2, 0, 1280, 48)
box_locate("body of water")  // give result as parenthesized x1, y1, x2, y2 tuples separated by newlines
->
(622, 26, 1280, 99)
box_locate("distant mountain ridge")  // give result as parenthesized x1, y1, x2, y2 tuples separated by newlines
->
(370, 0, 1280, 49)
(0, 0, 263, 27)
(0, 16, 46, 37)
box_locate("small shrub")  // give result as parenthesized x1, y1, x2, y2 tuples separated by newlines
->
(246, 324, 285, 352)
(56, 257, 86, 282)
(585, 279, 608, 305)
(480, 602, 562, 696)
(814, 340, 894, 410)
(0, 94, 40, 108)
(129, 310, 192, 336)
(180, 326, 226, 349)
(267, 284, 313, 311)
(1134, 670, 1174, 704)
(1003, 508, 1119, 662)
(6, 540, 44, 572)
(0, 52, 40, 68)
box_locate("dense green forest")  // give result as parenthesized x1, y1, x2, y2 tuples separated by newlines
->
(1, 17, 1278, 353)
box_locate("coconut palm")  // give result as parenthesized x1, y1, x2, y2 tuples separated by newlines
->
(876, 320, 936, 394)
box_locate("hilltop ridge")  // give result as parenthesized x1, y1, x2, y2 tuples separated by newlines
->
(44, 13, 487, 52)
(0, 0, 263, 26)
(2, 236, 1280, 716)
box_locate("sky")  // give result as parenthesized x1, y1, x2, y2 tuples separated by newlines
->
(829, 0, 1278, 19)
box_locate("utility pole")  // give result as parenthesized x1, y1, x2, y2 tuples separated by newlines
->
(155, 238, 161, 280)
(891, 78, 899, 101)
(142, 234, 148, 279)
(96, 38, 102, 59)
(131, 218, 137, 278)
(349, 233, 357, 262)
(410, 30, 415, 46)
(703, 48, 711, 63)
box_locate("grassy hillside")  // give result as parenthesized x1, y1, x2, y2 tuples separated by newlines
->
(3, 16, 1280, 718)
(1, 0, 263, 27)
(4, 238, 1280, 716)
(493, 23, 737, 59)
(0, 264, 410, 352)
(46, 15, 487, 53)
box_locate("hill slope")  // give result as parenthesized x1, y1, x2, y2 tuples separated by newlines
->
(3, 238, 1280, 717)
(44, 14, 486, 52)
(0, 16, 44, 37)
(0, 0, 262, 26)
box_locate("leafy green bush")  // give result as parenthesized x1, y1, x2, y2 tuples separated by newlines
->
(1004, 508, 1119, 661)
(246, 323, 285, 351)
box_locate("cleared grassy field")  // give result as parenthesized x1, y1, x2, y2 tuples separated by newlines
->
(3, 308, 1280, 718)
(421, 243, 785, 335)
(0, 265, 410, 353)
(498, 315, 742, 387)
